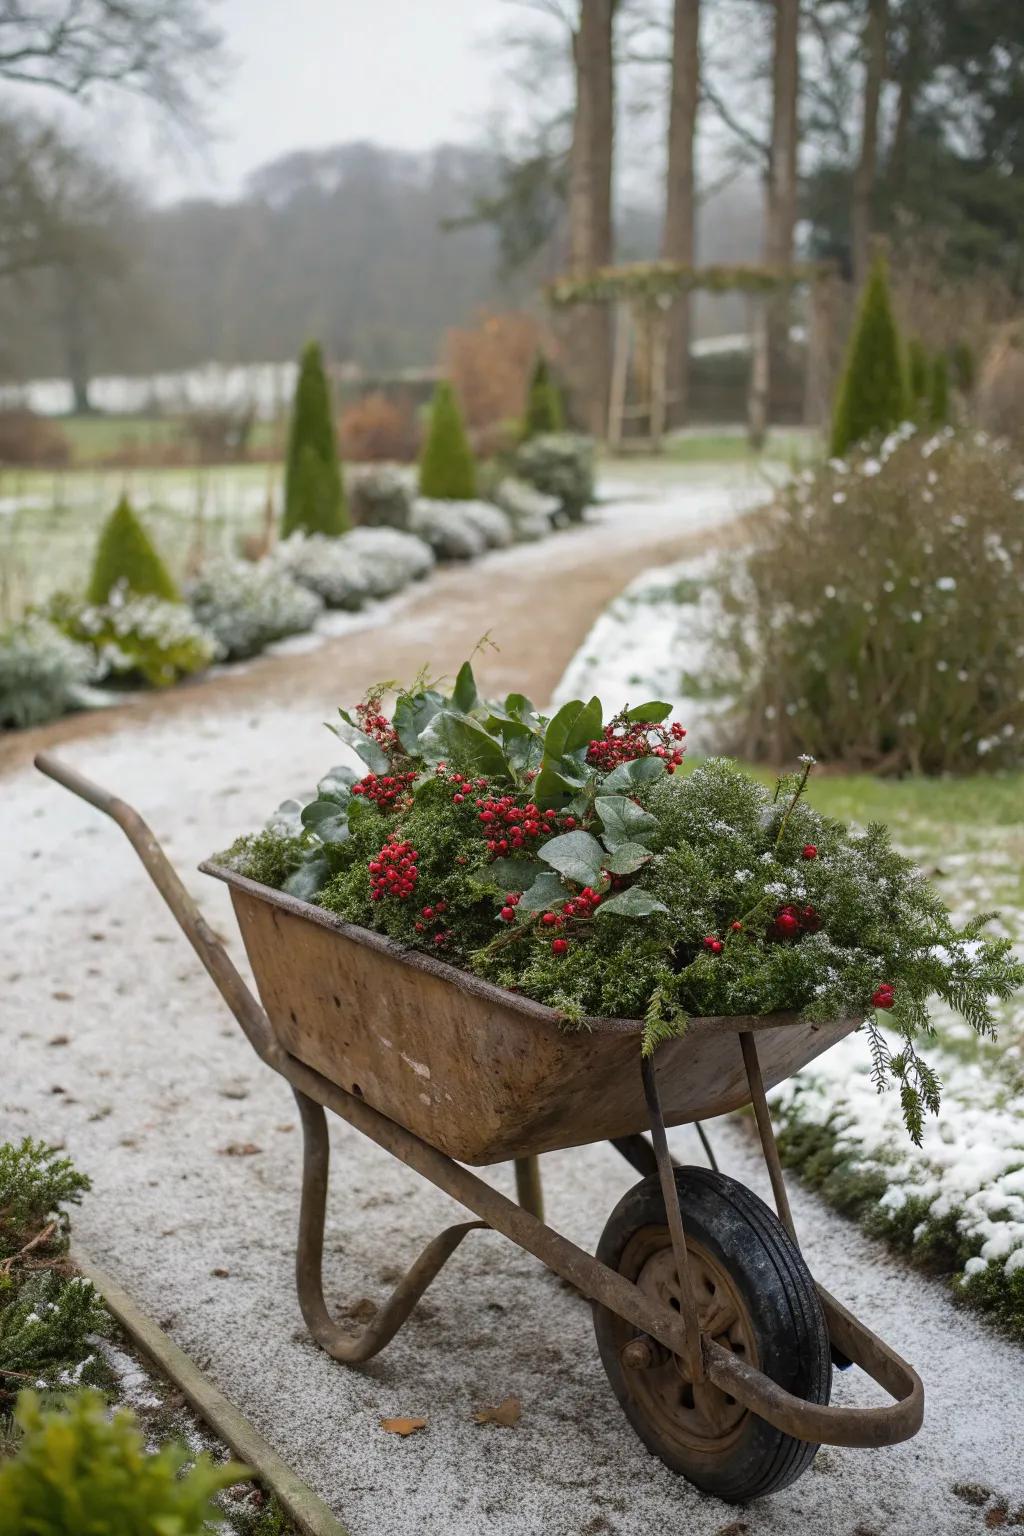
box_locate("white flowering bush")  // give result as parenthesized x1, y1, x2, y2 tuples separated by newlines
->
(410, 499, 488, 560)
(340, 527, 435, 596)
(0, 618, 97, 730)
(514, 433, 595, 522)
(710, 427, 1024, 773)
(188, 559, 323, 660)
(493, 476, 560, 541)
(51, 585, 216, 689)
(272, 532, 373, 610)
(348, 465, 414, 530)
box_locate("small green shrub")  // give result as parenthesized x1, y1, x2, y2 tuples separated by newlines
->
(522, 355, 565, 439)
(710, 427, 1024, 773)
(0, 1389, 244, 1536)
(87, 497, 180, 606)
(418, 381, 476, 500)
(0, 620, 95, 731)
(52, 587, 216, 689)
(0, 1140, 90, 1261)
(0, 1272, 107, 1391)
(282, 342, 347, 538)
(830, 256, 907, 457)
(514, 432, 595, 522)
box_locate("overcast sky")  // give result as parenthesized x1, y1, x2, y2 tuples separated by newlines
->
(155, 0, 524, 200)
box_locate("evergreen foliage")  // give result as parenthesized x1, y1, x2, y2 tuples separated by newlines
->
(928, 353, 951, 425)
(522, 355, 566, 438)
(418, 381, 476, 500)
(830, 257, 907, 456)
(0, 1390, 244, 1536)
(282, 342, 347, 538)
(0, 1139, 90, 1262)
(86, 498, 179, 605)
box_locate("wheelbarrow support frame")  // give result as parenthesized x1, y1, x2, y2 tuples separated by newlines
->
(35, 752, 923, 1451)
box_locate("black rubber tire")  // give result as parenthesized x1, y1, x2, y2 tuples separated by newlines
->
(593, 1166, 831, 1503)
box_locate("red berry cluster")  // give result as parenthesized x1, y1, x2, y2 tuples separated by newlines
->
(499, 893, 521, 922)
(448, 775, 577, 858)
(350, 770, 417, 811)
(872, 982, 895, 1010)
(354, 697, 401, 756)
(703, 934, 723, 954)
(769, 903, 822, 941)
(585, 717, 687, 775)
(541, 886, 604, 954)
(414, 899, 449, 945)
(368, 836, 419, 902)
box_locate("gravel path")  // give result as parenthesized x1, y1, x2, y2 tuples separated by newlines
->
(3, 474, 1020, 1535)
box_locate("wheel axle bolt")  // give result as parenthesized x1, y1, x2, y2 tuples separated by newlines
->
(621, 1336, 657, 1370)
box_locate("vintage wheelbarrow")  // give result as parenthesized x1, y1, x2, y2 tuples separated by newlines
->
(37, 752, 924, 1505)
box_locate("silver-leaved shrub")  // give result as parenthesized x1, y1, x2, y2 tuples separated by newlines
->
(0, 618, 96, 730)
(188, 559, 323, 660)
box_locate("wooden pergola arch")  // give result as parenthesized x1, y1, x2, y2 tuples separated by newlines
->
(547, 260, 837, 450)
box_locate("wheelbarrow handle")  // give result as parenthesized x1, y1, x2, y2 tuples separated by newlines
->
(34, 752, 284, 1073)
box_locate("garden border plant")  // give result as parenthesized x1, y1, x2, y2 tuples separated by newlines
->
(224, 658, 1024, 1143)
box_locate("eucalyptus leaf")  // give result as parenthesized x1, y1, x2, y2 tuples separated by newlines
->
(484, 856, 544, 891)
(316, 764, 358, 802)
(595, 887, 668, 918)
(600, 756, 667, 792)
(393, 689, 445, 754)
(327, 716, 390, 775)
(282, 855, 331, 902)
(539, 829, 605, 887)
(300, 800, 351, 845)
(517, 871, 570, 912)
(625, 700, 672, 723)
(596, 795, 659, 850)
(532, 762, 587, 810)
(433, 711, 510, 776)
(602, 842, 654, 875)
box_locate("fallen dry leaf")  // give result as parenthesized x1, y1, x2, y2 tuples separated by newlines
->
(220, 1142, 262, 1157)
(211, 1266, 230, 1278)
(472, 1394, 522, 1427)
(52, 991, 73, 1002)
(379, 1416, 427, 1437)
(48, 1035, 70, 1047)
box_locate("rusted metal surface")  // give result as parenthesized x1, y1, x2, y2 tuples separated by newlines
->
(34, 752, 925, 1455)
(641, 1055, 704, 1380)
(740, 1031, 798, 1244)
(207, 863, 857, 1165)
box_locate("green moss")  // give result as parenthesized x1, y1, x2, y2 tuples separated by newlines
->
(282, 342, 347, 538)
(220, 830, 307, 889)
(830, 256, 907, 456)
(86, 497, 179, 605)
(418, 381, 476, 500)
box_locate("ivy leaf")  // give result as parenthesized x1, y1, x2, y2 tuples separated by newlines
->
(452, 660, 479, 714)
(539, 830, 605, 887)
(393, 689, 445, 755)
(600, 756, 667, 792)
(596, 887, 668, 918)
(544, 696, 602, 761)
(517, 871, 570, 912)
(282, 855, 331, 902)
(483, 856, 543, 891)
(504, 692, 538, 723)
(602, 842, 654, 875)
(438, 712, 510, 776)
(625, 701, 672, 723)
(596, 795, 659, 850)
(328, 715, 391, 775)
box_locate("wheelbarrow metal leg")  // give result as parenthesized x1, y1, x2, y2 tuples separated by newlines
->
(739, 1030, 797, 1244)
(294, 1090, 485, 1363)
(514, 1156, 544, 1222)
(640, 1053, 704, 1381)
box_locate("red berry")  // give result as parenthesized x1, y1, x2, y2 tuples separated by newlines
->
(551, 938, 568, 955)
(774, 911, 800, 938)
(500, 906, 515, 923)
(541, 912, 558, 927)
(730, 921, 743, 932)
(710, 939, 723, 954)
(872, 984, 895, 1010)
(703, 935, 718, 950)
(435, 900, 447, 913)
(802, 844, 818, 860)
(453, 793, 465, 804)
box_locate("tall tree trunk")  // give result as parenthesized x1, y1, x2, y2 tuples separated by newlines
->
(852, 0, 887, 288)
(661, 0, 700, 427)
(58, 264, 93, 414)
(756, 0, 800, 438)
(567, 0, 615, 437)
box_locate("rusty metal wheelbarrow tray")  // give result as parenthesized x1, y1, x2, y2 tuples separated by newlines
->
(34, 752, 924, 1488)
(207, 863, 857, 1166)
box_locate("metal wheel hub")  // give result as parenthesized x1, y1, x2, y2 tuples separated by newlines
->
(619, 1226, 757, 1453)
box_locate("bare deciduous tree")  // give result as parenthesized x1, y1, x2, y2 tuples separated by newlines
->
(661, 0, 700, 424)
(852, 0, 887, 287)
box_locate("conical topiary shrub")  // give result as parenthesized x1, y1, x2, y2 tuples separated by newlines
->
(282, 341, 347, 538)
(830, 256, 907, 457)
(522, 354, 565, 439)
(928, 353, 950, 427)
(87, 496, 180, 605)
(418, 381, 476, 500)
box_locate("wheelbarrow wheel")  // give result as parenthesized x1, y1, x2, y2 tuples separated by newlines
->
(593, 1165, 831, 1503)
